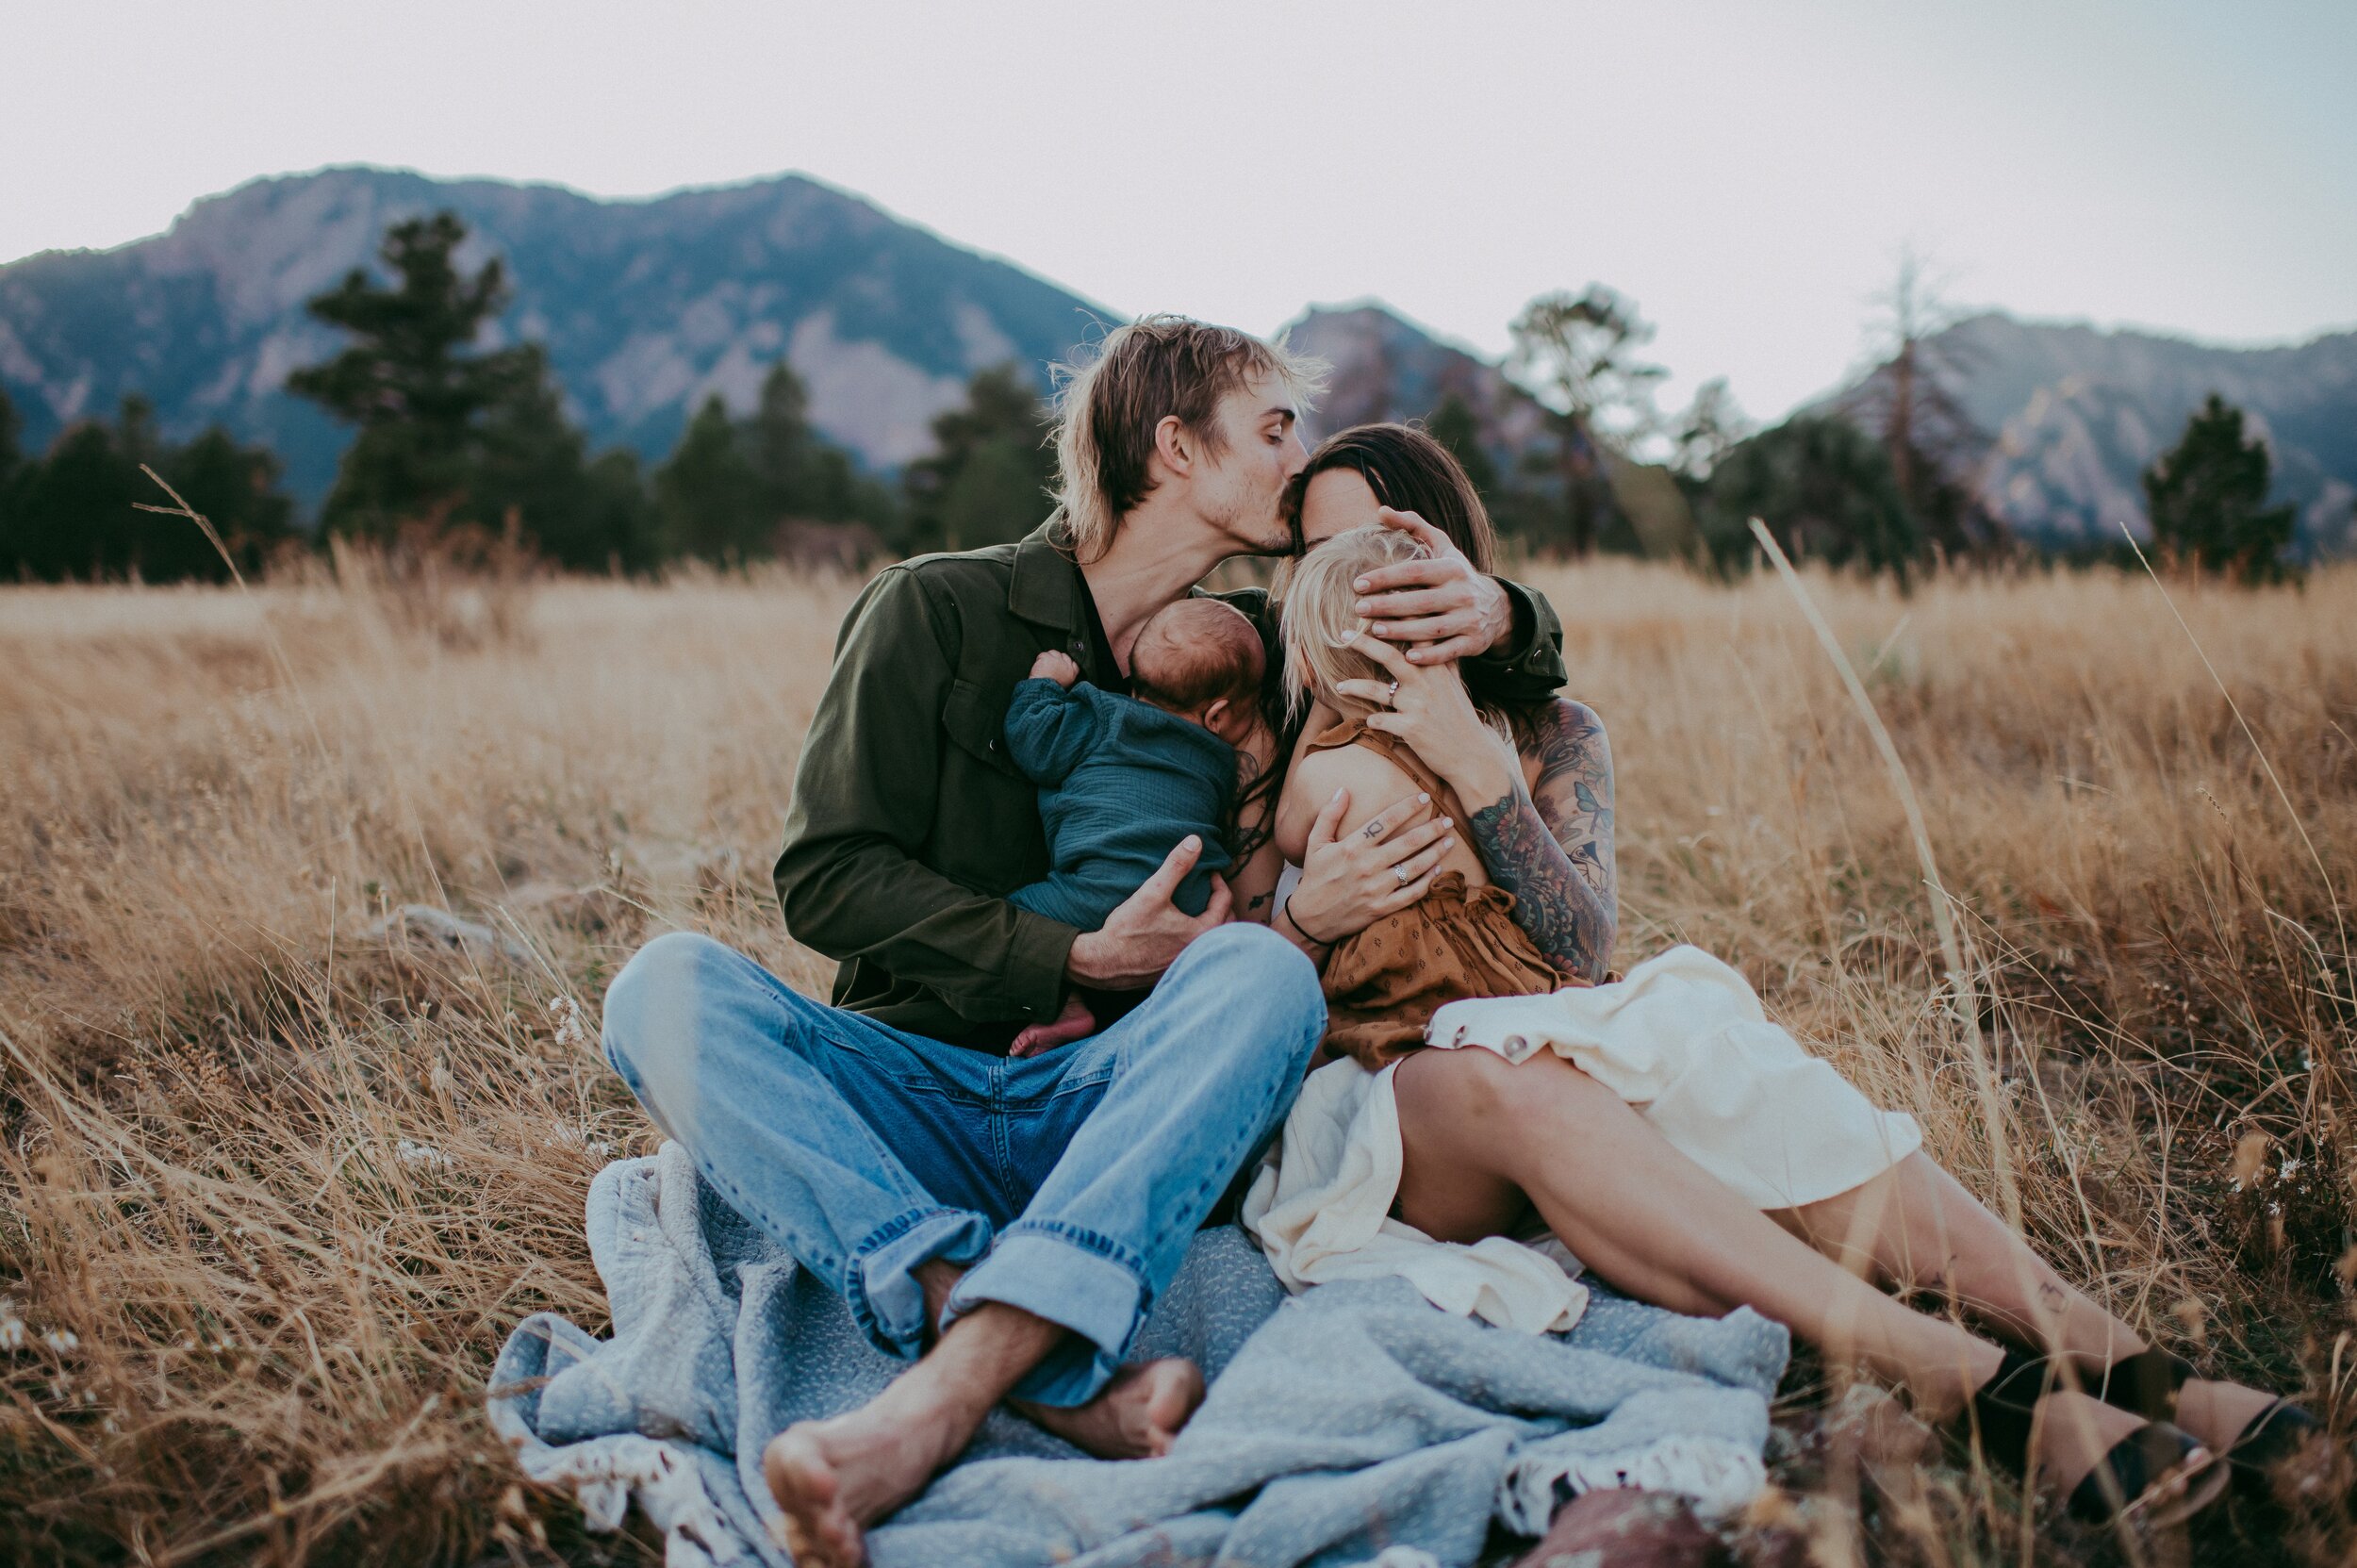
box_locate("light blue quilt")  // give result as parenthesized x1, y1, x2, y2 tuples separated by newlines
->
(488, 1144, 1788, 1568)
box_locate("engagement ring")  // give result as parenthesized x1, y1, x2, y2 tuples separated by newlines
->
(1386, 680, 1399, 702)
(1395, 866, 1410, 887)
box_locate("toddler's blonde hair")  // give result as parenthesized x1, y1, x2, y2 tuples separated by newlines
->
(1280, 525, 1433, 724)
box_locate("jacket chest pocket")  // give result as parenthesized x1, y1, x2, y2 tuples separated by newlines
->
(940, 678, 1027, 780)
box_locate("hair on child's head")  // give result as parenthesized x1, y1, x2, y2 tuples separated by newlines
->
(1281, 524, 1433, 721)
(1129, 598, 1265, 715)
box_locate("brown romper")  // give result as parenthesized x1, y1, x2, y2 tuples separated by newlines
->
(1307, 718, 1586, 1072)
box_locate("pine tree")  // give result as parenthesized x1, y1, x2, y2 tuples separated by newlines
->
(3, 397, 294, 582)
(901, 364, 1055, 552)
(2142, 394, 2296, 582)
(746, 362, 896, 536)
(1702, 416, 1922, 579)
(288, 212, 536, 536)
(154, 427, 295, 579)
(0, 388, 24, 579)
(1425, 393, 1499, 500)
(1836, 251, 2002, 557)
(1508, 286, 1664, 554)
(289, 211, 657, 568)
(654, 395, 767, 563)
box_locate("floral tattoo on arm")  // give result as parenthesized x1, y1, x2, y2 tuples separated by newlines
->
(1463, 699, 1618, 982)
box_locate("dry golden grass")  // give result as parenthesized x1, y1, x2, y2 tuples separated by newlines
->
(2, 553, 2352, 1565)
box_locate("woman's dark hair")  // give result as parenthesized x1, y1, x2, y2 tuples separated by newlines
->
(1281, 422, 1499, 572)
(1234, 422, 1508, 863)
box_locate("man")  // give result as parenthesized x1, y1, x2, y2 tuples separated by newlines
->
(600, 317, 1569, 1566)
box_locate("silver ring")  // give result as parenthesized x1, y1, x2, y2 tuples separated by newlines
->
(1394, 865, 1411, 887)
(1385, 680, 1400, 703)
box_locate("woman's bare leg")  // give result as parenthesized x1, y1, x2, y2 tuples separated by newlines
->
(1390, 1048, 2194, 1499)
(1394, 1049, 1987, 1399)
(1778, 1152, 2278, 1451)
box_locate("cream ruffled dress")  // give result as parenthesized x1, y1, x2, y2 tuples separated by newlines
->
(1241, 944, 1922, 1334)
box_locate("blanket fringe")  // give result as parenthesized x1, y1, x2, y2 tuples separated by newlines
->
(1499, 1434, 1768, 1531)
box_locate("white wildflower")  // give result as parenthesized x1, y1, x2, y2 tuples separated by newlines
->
(42, 1329, 79, 1354)
(546, 995, 589, 1051)
(541, 1124, 614, 1158)
(0, 1317, 24, 1353)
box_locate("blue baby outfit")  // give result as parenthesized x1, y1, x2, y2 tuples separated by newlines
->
(1000, 678, 1236, 927)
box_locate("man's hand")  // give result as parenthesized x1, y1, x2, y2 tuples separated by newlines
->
(1355, 506, 1513, 665)
(1030, 650, 1081, 687)
(1067, 835, 1231, 990)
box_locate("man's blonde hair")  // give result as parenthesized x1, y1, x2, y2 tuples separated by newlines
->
(1049, 316, 1325, 563)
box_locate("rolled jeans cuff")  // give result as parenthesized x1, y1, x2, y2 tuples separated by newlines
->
(847, 1207, 994, 1361)
(945, 1224, 1147, 1408)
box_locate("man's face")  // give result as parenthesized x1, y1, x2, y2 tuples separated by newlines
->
(1187, 371, 1308, 555)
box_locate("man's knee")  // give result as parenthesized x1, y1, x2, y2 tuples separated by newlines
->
(601, 930, 732, 1080)
(1180, 923, 1322, 1023)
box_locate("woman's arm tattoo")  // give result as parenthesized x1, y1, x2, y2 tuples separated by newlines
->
(1463, 700, 1618, 982)
(1529, 700, 1617, 912)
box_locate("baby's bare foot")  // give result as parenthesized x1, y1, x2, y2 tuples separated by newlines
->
(1011, 994, 1098, 1058)
(1015, 1358, 1204, 1459)
(763, 1396, 963, 1568)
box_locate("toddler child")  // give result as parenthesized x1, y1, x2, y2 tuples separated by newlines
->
(1002, 595, 1267, 1054)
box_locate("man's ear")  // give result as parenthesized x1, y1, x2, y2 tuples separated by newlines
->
(1149, 413, 1193, 483)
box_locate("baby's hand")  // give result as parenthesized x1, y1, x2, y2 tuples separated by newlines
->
(1030, 650, 1081, 687)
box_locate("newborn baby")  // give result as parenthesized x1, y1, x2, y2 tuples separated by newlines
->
(1002, 595, 1267, 1054)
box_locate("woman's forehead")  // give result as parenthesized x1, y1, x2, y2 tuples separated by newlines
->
(1299, 467, 1382, 540)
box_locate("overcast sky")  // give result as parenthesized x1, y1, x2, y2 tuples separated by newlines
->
(8, 0, 2352, 421)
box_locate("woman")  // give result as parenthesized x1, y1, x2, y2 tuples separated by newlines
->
(1231, 423, 2321, 1527)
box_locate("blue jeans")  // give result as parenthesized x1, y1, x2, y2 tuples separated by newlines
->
(601, 921, 1324, 1407)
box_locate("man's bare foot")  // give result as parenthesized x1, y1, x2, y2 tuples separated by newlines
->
(1010, 994, 1098, 1058)
(1014, 1357, 1204, 1458)
(763, 1395, 966, 1568)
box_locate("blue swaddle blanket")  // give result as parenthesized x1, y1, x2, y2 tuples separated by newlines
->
(488, 1144, 1788, 1568)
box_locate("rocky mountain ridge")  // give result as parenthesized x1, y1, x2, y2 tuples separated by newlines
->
(0, 166, 1109, 504)
(1822, 312, 2357, 555)
(6, 167, 2349, 553)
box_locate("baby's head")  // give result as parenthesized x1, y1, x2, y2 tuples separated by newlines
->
(1129, 598, 1265, 746)
(1280, 523, 1434, 721)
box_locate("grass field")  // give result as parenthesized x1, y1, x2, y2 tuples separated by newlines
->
(2, 552, 2353, 1565)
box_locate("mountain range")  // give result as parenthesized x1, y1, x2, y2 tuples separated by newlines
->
(0, 166, 1108, 504)
(3, 165, 2350, 553)
(1822, 312, 2357, 556)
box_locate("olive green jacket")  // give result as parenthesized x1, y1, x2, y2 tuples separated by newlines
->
(772, 525, 1568, 1051)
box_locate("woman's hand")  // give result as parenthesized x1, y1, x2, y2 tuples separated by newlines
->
(1280, 787, 1455, 950)
(1333, 629, 1521, 812)
(1355, 507, 1513, 665)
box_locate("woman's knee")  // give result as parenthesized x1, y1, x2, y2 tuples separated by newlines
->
(1401, 1047, 1615, 1124)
